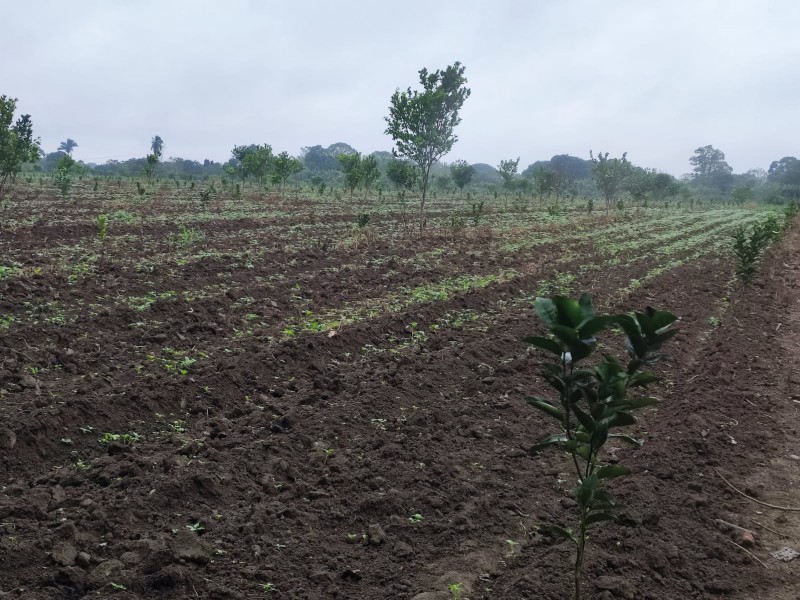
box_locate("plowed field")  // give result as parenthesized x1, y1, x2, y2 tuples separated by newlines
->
(1, 181, 797, 599)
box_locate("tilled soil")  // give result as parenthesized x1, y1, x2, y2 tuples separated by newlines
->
(0, 189, 797, 599)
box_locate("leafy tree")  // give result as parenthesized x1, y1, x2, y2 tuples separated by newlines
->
(550, 154, 593, 181)
(433, 173, 451, 192)
(618, 169, 682, 205)
(590, 151, 631, 213)
(302, 145, 339, 171)
(385, 61, 471, 227)
(337, 152, 363, 198)
(144, 153, 159, 182)
(360, 154, 381, 197)
(271, 150, 303, 189)
(525, 294, 678, 600)
(386, 158, 418, 191)
(768, 157, 800, 200)
(731, 183, 755, 205)
(243, 144, 274, 192)
(226, 145, 253, 184)
(58, 138, 78, 155)
(689, 145, 733, 194)
(0, 96, 40, 199)
(498, 157, 520, 190)
(530, 166, 555, 200)
(327, 142, 357, 156)
(53, 154, 79, 199)
(450, 159, 475, 195)
(151, 135, 164, 156)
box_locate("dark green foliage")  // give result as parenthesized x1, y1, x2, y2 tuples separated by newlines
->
(524, 294, 678, 600)
(360, 155, 381, 195)
(386, 159, 418, 191)
(732, 214, 782, 287)
(768, 157, 800, 200)
(785, 200, 799, 222)
(689, 145, 734, 194)
(385, 62, 471, 227)
(469, 201, 484, 226)
(450, 159, 475, 194)
(271, 151, 303, 188)
(0, 96, 41, 200)
(58, 138, 78, 155)
(497, 157, 519, 190)
(337, 152, 363, 198)
(53, 154, 79, 199)
(150, 135, 164, 156)
(356, 213, 369, 228)
(590, 151, 631, 213)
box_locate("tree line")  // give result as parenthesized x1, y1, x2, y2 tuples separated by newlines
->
(1, 78, 798, 210)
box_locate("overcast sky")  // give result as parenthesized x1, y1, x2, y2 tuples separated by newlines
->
(3, 1, 798, 176)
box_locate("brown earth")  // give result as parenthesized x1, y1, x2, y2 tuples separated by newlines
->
(0, 187, 797, 599)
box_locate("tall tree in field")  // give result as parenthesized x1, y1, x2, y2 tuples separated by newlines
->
(58, 138, 78, 155)
(386, 158, 418, 192)
(498, 157, 520, 191)
(337, 152, 363, 198)
(244, 144, 274, 193)
(271, 150, 303, 189)
(385, 61, 471, 227)
(450, 159, 475, 196)
(768, 156, 800, 200)
(0, 96, 41, 200)
(689, 145, 733, 194)
(590, 151, 631, 213)
(151, 135, 164, 157)
(226, 145, 252, 184)
(360, 154, 381, 198)
(530, 166, 555, 201)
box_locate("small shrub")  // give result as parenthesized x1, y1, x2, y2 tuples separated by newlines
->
(524, 294, 678, 600)
(469, 201, 484, 226)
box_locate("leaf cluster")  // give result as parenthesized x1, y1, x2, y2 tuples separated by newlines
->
(0, 96, 41, 199)
(525, 294, 678, 539)
(732, 215, 781, 286)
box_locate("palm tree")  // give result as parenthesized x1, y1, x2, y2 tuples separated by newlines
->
(58, 139, 78, 155)
(151, 135, 164, 157)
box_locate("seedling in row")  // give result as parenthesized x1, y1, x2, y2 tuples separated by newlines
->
(524, 293, 677, 600)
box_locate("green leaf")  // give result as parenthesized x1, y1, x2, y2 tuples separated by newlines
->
(594, 489, 616, 505)
(542, 362, 563, 377)
(586, 511, 617, 526)
(526, 397, 564, 421)
(639, 309, 677, 336)
(574, 431, 591, 443)
(626, 396, 659, 409)
(597, 465, 631, 479)
(530, 434, 568, 453)
(572, 405, 596, 432)
(575, 444, 592, 461)
(610, 411, 636, 427)
(630, 371, 661, 387)
(576, 474, 599, 506)
(550, 325, 579, 345)
(553, 296, 582, 327)
(591, 421, 609, 450)
(608, 433, 644, 447)
(578, 293, 596, 320)
(578, 316, 609, 339)
(523, 335, 562, 356)
(535, 297, 557, 328)
(540, 524, 576, 544)
(568, 340, 595, 363)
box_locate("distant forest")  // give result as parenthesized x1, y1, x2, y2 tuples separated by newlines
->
(29, 141, 800, 205)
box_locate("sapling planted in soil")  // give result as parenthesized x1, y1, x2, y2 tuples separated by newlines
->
(524, 293, 678, 600)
